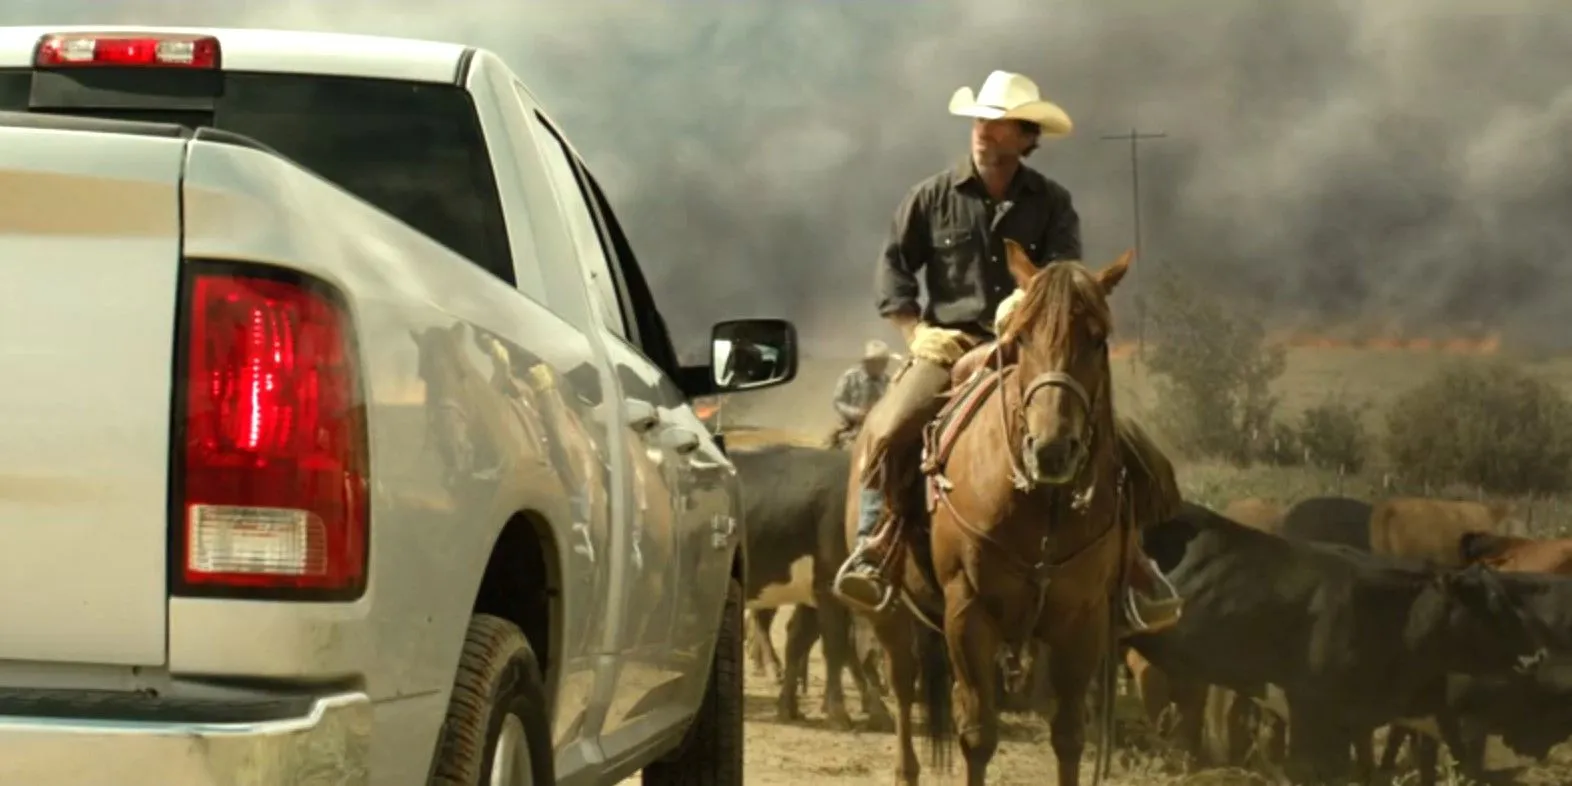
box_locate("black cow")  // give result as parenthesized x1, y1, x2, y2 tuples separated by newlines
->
(733, 444, 891, 730)
(1129, 502, 1557, 784)
(1280, 504, 1572, 782)
(1279, 495, 1372, 550)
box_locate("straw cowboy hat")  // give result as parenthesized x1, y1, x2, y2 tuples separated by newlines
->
(863, 339, 892, 360)
(948, 70, 1073, 136)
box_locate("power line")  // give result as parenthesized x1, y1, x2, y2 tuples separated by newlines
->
(1099, 128, 1167, 353)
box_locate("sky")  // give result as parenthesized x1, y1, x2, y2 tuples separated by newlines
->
(10, 1, 1572, 357)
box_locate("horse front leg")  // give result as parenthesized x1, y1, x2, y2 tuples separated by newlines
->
(875, 612, 922, 786)
(943, 579, 1000, 786)
(1047, 617, 1106, 786)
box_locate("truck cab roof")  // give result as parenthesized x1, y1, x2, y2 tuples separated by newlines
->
(0, 25, 470, 84)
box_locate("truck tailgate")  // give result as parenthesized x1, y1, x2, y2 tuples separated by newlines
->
(0, 121, 185, 666)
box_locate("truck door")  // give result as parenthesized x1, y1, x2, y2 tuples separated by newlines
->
(522, 105, 697, 761)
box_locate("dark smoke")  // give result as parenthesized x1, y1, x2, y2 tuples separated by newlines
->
(19, 1, 1572, 356)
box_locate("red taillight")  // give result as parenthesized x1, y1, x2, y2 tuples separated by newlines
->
(35, 33, 220, 69)
(179, 270, 368, 596)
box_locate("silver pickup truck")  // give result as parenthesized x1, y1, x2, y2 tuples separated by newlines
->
(0, 25, 795, 786)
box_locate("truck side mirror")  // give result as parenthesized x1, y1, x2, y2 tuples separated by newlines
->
(710, 318, 797, 392)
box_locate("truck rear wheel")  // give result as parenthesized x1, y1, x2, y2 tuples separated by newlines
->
(643, 578, 744, 786)
(429, 614, 554, 786)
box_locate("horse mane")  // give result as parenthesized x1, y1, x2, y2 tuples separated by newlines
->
(999, 261, 1113, 352)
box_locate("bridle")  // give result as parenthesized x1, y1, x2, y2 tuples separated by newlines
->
(996, 331, 1108, 509)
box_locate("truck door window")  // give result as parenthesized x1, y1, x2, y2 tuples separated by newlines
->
(523, 108, 632, 342)
(573, 161, 686, 385)
(0, 69, 516, 290)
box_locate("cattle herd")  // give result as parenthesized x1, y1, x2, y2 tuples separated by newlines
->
(732, 442, 1572, 785)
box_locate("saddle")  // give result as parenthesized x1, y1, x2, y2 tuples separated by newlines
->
(920, 344, 1011, 506)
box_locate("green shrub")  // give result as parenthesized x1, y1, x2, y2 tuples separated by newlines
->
(1257, 421, 1304, 467)
(1294, 397, 1370, 473)
(1384, 361, 1572, 495)
(1144, 274, 1286, 465)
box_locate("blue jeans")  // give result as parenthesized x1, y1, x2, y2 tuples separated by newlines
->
(855, 487, 882, 541)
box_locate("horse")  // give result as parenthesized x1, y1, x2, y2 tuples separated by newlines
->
(844, 239, 1141, 786)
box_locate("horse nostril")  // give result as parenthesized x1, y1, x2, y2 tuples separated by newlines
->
(1067, 437, 1083, 457)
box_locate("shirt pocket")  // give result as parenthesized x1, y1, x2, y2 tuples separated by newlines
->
(931, 227, 978, 287)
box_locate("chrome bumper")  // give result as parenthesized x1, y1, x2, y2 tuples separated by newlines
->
(0, 691, 371, 785)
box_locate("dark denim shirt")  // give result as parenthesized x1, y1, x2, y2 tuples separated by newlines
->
(876, 159, 1082, 337)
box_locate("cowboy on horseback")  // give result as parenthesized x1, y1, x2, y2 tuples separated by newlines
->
(834, 69, 1182, 635)
(826, 339, 895, 449)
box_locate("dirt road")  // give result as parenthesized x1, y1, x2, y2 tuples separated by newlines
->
(621, 613, 1572, 786)
(720, 656, 1254, 786)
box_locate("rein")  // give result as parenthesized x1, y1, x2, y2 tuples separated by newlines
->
(932, 341, 1122, 580)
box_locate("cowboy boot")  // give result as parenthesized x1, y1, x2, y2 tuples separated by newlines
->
(1118, 555, 1184, 636)
(835, 487, 895, 611)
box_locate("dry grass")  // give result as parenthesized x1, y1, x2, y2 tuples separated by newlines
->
(730, 346, 1572, 533)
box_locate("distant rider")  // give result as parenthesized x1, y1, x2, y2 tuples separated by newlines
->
(832, 70, 1182, 635)
(827, 340, 895, 449)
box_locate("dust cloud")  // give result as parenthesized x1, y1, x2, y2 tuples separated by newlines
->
(15, 0, 1572, 355)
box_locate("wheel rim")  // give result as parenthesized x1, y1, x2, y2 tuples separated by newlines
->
(489, 714, 533, 786)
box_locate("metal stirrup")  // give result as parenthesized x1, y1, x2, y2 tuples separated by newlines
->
(833, 550, 898, 614)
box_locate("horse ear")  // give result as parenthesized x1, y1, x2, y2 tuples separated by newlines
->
(409, 328, 423, 347)
(1003, 239, 1038, 289)
(1098, 249, 1135, 294)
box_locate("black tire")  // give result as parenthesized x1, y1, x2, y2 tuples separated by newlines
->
(429, 614, 554, 786)
(643, 578, 744, 786)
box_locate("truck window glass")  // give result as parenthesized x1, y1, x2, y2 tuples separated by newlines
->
(0, 69, 514, 288)
(575, 163, 686, 383)
(524, 109, 632, 341)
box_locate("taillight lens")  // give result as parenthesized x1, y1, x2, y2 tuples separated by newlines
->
(178, 269, 368, 597)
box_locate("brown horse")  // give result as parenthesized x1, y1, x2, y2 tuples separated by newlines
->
(845, 240, 1138, 786)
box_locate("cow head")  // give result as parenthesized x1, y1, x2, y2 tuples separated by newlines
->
(1458, 658, 1572, 760)
(1437, 563, 1551, 677)
(1458, 530, 1519, 565)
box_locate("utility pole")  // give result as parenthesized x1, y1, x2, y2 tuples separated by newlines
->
(1099, 128, 1166, 353)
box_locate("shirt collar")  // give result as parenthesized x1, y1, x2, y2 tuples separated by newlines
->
(948, 157, 1045, 198)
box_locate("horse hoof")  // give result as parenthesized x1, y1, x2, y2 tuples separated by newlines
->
(826, 709, 854, 732)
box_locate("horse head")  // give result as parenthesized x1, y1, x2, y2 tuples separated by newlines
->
(996, 238, 1132, 488)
